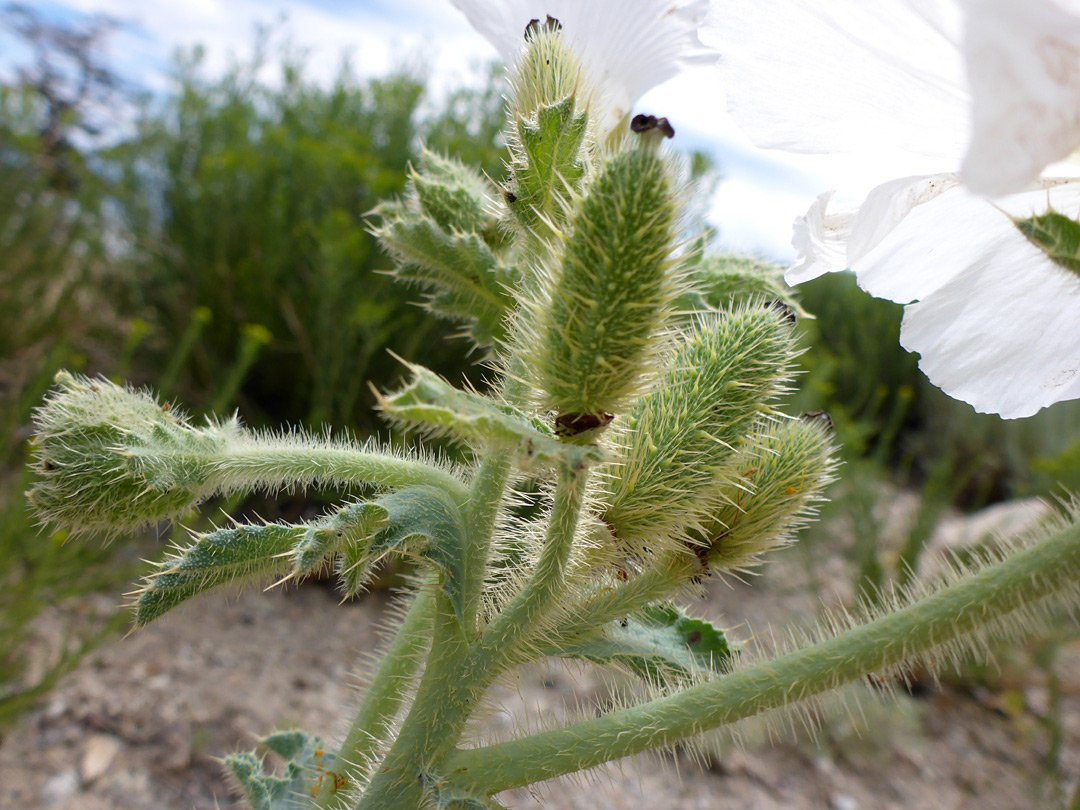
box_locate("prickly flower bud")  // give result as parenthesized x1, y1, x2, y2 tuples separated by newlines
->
(518, 145, 682, 434)
(27, 371, 230, 537)
(690, 415, 837, 572)
(601, 305, 796, 549)
(504, 27, 593, 239)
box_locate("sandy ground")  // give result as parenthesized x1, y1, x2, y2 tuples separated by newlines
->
(2, 495, 1078, 810)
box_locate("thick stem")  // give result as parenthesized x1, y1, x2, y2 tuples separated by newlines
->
(314, 583, 436, 809)
(354, 591, 473, 810)
(443, 520, 1080, 795)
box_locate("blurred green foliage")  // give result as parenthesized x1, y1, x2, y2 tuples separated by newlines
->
(793, 271, 1080, 507)
(117, 47, 506, 430)
(0, 15, 508, 721)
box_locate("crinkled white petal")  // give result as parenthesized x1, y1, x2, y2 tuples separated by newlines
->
(960, 0, 1080, 196)
(787, 175, 960, 287)
(450, 0, 715, 126)
(787, 192, 853, 284)
(703, 0, 969, 160)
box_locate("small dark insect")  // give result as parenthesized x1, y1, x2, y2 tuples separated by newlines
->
(525, 15, 562, 40)
(630, 113, 675, 139)
(619, 617, 629, 628)
(765, 298, 797, 325)
(503, 186, 517, 204)
(802, 410, 834, 431)
(554, 410, 614, 437)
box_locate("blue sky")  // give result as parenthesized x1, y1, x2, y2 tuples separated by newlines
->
(1, 0, 906, 260)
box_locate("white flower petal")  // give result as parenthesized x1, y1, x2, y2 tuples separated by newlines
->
(450, 0, 715, 126)
(787, 192, 853, 284)
(900, 239, 1080, 418)
(960, 0, 1080, 196)
(852, 180, 1080, 417)
(703, 0, 969, 160)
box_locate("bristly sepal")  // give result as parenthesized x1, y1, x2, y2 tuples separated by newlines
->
(601, 304, 798, 552)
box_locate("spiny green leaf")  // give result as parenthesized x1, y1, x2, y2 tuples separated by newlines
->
(225, 729, 340, 810)
(508, 96, 588, 237)
(1014, 209, 1080, 277)
(368, 485, 469, 629)
(373, 215, 513, 347)
(545, 604, 735, 686)
(377, 362, 605, 472)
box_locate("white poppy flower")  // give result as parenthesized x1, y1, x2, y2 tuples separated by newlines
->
(703, 0, 1080, 417)
(450, 0, 715, 130)
(702, 0, 1080, 195)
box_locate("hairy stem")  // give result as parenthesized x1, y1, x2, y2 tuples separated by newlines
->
(356, 461, 590, 810)
(444, 520, 1080, 795)
(544, 552, 699, 646)
(211, 441, 469, 502)
(477, 461, 590, 662)
(463, 454, 512, 636)
(314, 583, 436, 809)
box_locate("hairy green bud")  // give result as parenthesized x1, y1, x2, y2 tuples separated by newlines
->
(372, 151, 517, 349)
(504, 29, 593, 239)
(690, 415, 837, 572)
(411, 149, 501, 238)
(517, 146, 682, 431)
(27, 371, 230, 537)
(601, 305, 796, 549)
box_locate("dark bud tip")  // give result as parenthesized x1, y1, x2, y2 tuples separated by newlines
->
(630, 114, 675, 139)
(802, 410, 834, 431)
(765, 298, 797, 325)
(525, 14, 562, 40)
(554, 411, 614, 438)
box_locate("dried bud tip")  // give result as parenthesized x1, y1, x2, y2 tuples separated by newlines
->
(525, 15, 562, 40)
(631, 114, 675, 140)
(766, 298, 797, 325)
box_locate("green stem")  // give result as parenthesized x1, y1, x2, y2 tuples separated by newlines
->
(314, 583, 436, 809)
(543, 552, 697, 647)
(477, 461, 589, 662)
(210, 441, 469, 503)
(443, 520, 1080, 795)
(356, 461, 590, 810)
(354, 591, 473, 810)
(463, 454, 512, 636)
